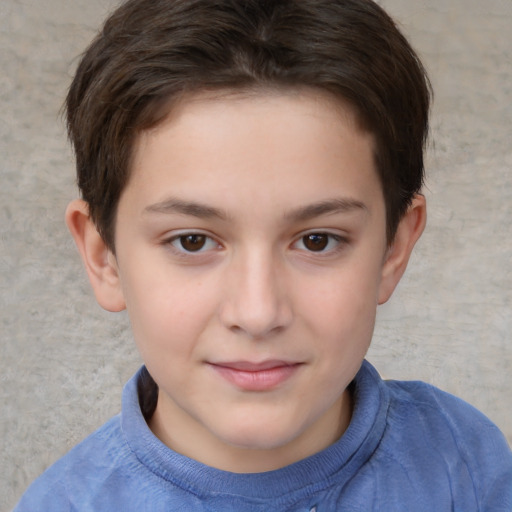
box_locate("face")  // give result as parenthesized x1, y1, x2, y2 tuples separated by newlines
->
(109, 91, 397, 471)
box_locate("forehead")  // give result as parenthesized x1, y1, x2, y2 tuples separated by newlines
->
(134, 87, 372, 161)
(125, 89, 382, 218)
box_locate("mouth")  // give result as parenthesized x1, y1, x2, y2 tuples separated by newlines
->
(207, 360, 303, 391)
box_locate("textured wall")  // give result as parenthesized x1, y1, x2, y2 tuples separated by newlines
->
(1, 0, 511, 509)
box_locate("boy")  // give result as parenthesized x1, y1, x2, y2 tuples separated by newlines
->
(15, 0, 512, 510)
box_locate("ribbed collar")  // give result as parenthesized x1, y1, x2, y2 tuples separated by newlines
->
(121, 360, 389, 501)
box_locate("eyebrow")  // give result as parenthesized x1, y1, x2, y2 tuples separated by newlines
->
(143, 197, 229, 220)
(284, 198, 368, 222)
(143, 197, 367, 222)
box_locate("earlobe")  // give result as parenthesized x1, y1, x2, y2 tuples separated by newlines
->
(378, 194, 427, 305)
(65, 199, 126, 312)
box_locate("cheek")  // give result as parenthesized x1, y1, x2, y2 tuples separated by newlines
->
(302, 264, 381, 335)
(298, 264, 381, 385)
(121, 269, 217, 360)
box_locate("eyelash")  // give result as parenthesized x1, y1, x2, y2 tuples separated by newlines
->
(164, 232, 221, 255)
(163, 231, 347, 256)
(292, 232, 348, 254)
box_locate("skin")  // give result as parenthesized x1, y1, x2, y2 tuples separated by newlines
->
(66, 90, 426, 473)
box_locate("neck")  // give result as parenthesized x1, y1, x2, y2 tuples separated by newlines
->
(148, 388, 353, 473)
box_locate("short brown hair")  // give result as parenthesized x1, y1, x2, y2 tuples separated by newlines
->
(66, 0, 431, 249)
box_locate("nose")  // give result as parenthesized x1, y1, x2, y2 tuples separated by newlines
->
(219, 248, 293, 339)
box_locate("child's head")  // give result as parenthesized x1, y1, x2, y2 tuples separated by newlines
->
(66, 0, 430, 250)
(65, 0, 430, 471)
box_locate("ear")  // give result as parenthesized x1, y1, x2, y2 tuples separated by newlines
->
(65, 199, 126, 312)
(378, 194, 426, 305)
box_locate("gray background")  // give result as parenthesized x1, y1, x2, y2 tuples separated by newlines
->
(1, 0, 511, 509)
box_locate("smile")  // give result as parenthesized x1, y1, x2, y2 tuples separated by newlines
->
(208, 360, 302, 392)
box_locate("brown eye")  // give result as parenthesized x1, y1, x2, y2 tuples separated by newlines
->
(302, 233, 329, 251)
(168, 233, 219, 255)
(179, 234, 207, 252)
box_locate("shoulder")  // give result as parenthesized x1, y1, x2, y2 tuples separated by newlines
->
(14, 415, 126, 511)
(382, 377, 512, 507)
(385, 377, 507, 445)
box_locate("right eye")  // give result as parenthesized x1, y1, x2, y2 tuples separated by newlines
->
(168, 233, 219, 253)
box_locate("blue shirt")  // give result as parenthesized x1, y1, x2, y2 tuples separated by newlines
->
(15, 361, 512, 511)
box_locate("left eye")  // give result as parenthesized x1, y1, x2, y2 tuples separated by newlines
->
(169, 234, 219, 253)
(294, 233, 342, 252)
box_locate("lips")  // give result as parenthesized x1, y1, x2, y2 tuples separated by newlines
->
(208, 360, 302, 391)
